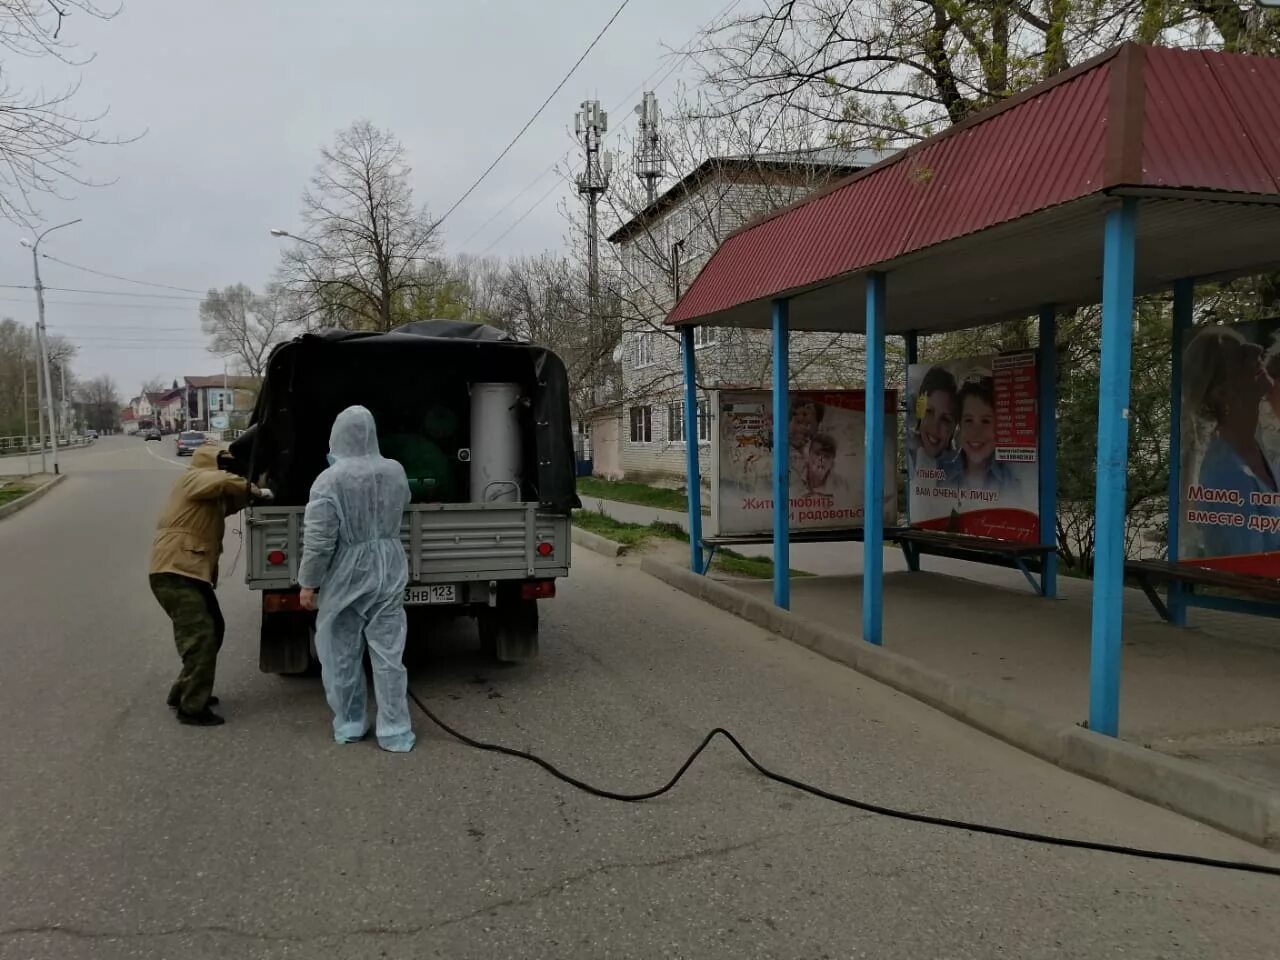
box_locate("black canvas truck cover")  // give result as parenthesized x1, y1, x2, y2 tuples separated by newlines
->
(230, 319, 581, 513)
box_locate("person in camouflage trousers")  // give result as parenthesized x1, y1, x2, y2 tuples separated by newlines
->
(149, 444, 267, 726)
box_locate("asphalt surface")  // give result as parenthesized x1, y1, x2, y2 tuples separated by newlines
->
(3, 435, 1280, 959)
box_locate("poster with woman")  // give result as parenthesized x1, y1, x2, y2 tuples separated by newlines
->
(1178, 320, 1280, 576)
(905, 352, 1040, 543)
(710, 389, 898, 537)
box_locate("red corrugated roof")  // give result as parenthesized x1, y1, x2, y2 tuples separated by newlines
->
(669, 44, 1280, 328)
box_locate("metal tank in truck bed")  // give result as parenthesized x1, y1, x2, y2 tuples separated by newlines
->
(230, 319, 580, 673)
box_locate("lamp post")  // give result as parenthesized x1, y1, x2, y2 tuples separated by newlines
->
(20, 217, 81, 475)
(270, 227, 322, 249)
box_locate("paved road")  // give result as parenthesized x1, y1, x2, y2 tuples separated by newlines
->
(4, 436, 1280, 959)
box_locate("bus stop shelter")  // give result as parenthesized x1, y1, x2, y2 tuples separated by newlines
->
(666, 43, 1280, 738)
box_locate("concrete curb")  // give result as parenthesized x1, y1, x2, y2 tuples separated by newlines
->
(641, 555, 1280, 849)
(0, 474, 67, 521)
(571, 525, 626, 559)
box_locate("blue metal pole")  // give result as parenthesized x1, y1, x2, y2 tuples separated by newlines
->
(904, 332, 918, 525)
(864, 273, 887, 645)
(1038, 305, 1058, 599)
(1089, 199, 1139, 737)
(1167, 279, 1193, 626)
(772, 299, 791, 609)
(682, 326, 704, 574)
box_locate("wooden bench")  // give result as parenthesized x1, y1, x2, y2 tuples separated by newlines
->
(886, 529, 1059, 596)
(1125, 559, 1280, 623)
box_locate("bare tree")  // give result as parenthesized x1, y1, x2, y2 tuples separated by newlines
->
(199, 283, 293, 378)
(75, 373, 118, 431)
(0, 1, 138, 226)
(690, 1, 1280, 152)
(488, 254, 610, 417)
(278, 120, 443, 331)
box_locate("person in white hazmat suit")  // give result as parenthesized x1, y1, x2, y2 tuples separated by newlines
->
(298, 405, 416, 752)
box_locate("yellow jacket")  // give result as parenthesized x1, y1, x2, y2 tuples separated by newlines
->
(149, 445, 251, 586)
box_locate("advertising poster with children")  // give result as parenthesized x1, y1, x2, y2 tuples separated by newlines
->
(710, 389, 898, 537)
(1178, 320, 1280, 577)
(906, 352, 1041, 543)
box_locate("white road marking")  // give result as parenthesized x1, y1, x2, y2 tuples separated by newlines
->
(144, 443, 187, 470)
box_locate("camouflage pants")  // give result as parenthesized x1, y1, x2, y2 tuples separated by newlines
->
(150, 573, 225, 714)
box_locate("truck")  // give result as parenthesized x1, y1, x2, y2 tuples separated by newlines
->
(229, 319, 580, 674)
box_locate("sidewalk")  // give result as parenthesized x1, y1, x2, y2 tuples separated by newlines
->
(713, 568, 1280, 795)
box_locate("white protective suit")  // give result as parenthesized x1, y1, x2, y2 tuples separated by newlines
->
(298, 406, 416, 752)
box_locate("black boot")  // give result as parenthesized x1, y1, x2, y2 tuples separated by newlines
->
(168, 693, 219, 708)
(177, 707, 225, 726)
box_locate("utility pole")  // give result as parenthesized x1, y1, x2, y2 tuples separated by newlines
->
(21, 218, 81, 475)
(575, 100, 612, 405)
(23, 356, 32, 476)
(60, 361, 68, 437)
(32, 339, 47, 473)
(634, 92, 666, 206)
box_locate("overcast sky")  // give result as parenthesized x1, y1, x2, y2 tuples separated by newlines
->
(3, 0, 724, 396)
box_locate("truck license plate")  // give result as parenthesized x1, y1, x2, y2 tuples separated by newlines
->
(404, 585, 457, 605)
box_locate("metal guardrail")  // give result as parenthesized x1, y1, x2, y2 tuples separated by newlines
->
(0, 435, 94, 454)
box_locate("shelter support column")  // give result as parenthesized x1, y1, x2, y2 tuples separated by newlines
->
(904, 332, 918, 528)
(682, 326, 704, 575)
(864, 273, 887, 645)
(772, 299, 791, 609)
(1089, 199, 1139, 738)
(1166, 279, 1193, 626)
(1038, 306, 1058, 599)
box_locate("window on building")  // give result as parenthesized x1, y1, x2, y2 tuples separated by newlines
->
(667, 402, 684, 442)
(698, 400, 712, 442)
(629, 405, 652, 444)
(635, 332, 656, 368)
(694, 325, 718, 348)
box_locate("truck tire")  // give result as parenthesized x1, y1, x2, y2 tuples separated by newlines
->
(259, 611, 319, 675)
(478, 599, 539, 663)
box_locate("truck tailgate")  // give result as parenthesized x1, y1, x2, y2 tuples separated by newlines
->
(246, 502, 571, 589)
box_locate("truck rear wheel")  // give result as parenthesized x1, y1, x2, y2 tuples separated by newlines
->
(259, 611, 319, 675)
(478, 599, 539, 663)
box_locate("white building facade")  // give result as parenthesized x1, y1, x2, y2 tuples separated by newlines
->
(601, 150, 883, 486)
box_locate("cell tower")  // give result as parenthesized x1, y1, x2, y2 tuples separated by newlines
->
(575, 100, 612, 397)
(634, 91, 665, 205)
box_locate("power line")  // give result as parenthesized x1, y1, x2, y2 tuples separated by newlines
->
(466, 0, 744, 253)
(437, 0, 634, 228)
(480, 177, 568, 256)
(0, 296, 204, 311)
(38, 254, 208, 294)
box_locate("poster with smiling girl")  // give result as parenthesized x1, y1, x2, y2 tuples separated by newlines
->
(906, 351, 1040, 543)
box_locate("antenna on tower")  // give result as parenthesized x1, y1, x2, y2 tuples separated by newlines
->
(634, 91, 665, 206)
(575, 100, 612, 405)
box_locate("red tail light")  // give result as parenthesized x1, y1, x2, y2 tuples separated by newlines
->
(521, 580, 556, 600)
(267, 549, 287, 566)
(536, 542, 554, 557)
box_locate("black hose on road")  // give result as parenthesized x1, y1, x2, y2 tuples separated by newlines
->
(407, 691, 1280, 879)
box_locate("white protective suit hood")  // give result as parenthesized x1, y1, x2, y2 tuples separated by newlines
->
(328, 405, 380, 461)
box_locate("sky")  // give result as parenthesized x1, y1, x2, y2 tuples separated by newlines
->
(1, 0, 732, 397)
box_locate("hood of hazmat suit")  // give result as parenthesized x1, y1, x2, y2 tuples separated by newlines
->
(149, 444, 251, 587)
(298, 405, 415, 752)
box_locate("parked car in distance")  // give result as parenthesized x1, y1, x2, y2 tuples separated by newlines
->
(175, 431, 207, 456)
(141, 427, 162, 441)
(85, 429, 99, 440)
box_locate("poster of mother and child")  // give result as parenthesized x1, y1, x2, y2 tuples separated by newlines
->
(909, 323, 1280, 575)
(1179, 320, 1280, 577)
(906, 351, 1042, 544)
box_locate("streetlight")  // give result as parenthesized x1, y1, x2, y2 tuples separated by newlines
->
(270, 227, 322, 249)
(20, 217, 81, 475)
